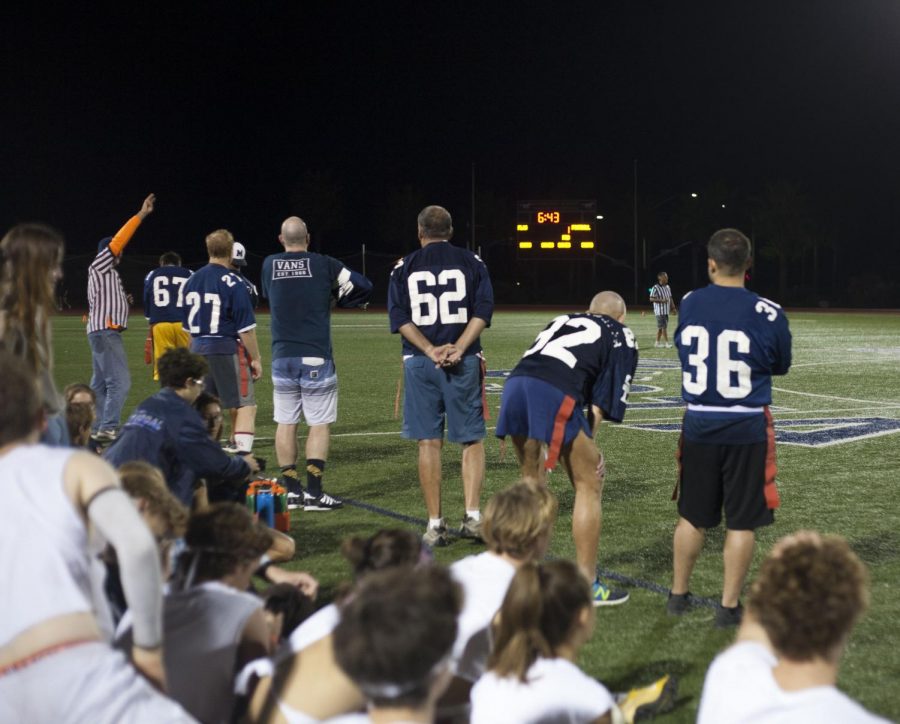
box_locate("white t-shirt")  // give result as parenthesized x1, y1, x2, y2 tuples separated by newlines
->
(470, 657, 613, 724)
(698, 641, 890, 724)
(449, 552, 517, 681)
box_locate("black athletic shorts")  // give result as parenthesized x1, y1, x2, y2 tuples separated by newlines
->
(677, 438, 775, 530)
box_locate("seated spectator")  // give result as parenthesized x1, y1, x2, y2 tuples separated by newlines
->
(247, 530, 424, 721)
(288, 528, 424, 653)
(104, 347, 259, 505)
(698, 531, 889, 723)
(471, 559, 615, 723)
(118, 502, 275, 724)
(64, 382, 97, 407)
(0, 350, 191, 721)
(263, 584, 316, 652)
(440, 479, 557, 716)
(327, 566, 463, 724)
(66, 401, 96, 448)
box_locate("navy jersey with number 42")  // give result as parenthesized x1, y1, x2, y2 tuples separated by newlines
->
(676, 285, 791, 409)
(387, 241, 494, 357)
(509, 313, 639, 422)
(181, 264, 256, 355)
(143, 266, 192, 324)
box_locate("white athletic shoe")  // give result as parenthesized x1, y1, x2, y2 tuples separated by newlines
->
(665, 343, 673, 348)
(303, 491, 343, 511)
(654, 342, 662, 348)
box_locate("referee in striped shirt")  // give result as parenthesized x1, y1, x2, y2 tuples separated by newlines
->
(88, 193, 155, 442)
(649, 271, 677, 348)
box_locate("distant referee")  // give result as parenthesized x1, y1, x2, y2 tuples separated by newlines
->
(649, 271, 676, 348)
(87, 193, 155, 441)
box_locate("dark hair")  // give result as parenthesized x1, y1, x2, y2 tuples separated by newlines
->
(180, 503, 273, 583)
(194, 391, 223, 438)
(488, 560, 591, 682)
(158, 348, 208, 388)
(749, 532, 869, 661)
(0, 223, 64, 371)
(159, 251, 182, 266)
(341, 529, 423, 580)
(707, 228, 751, 275)
(333, 566, 461, 708)
(264, 584, 315, 640)
(0, 350, 42, 445)
(65, 402, 95, 447)
(417, 205, 453, 240)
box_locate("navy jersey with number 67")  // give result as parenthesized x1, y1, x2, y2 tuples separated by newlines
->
(181, 264, 256, 355)
(143, 266, 192, 324)
(387, 241, 493, 357)
(509, 313, 639, 422)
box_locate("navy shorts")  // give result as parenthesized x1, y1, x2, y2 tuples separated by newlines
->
(402, 354, 485, 443)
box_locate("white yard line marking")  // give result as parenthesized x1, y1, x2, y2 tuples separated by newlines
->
(771, 387, 900, 406)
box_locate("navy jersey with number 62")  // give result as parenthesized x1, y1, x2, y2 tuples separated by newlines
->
(181, 264, 256, 355)
(387, 241, 493, 357)
(509, 313, 639, 422)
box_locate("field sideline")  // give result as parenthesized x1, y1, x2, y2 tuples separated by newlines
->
(52, 309, 900, 722)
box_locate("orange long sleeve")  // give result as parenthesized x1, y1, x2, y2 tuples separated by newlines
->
(109, 214, 143, 256)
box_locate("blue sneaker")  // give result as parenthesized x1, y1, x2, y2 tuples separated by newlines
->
(592, 579, 629, 606)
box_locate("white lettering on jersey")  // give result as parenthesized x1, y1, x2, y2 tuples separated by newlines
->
(273, 259, 313, 279)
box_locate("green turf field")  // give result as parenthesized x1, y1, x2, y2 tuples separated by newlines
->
(53, 309, 900, 721)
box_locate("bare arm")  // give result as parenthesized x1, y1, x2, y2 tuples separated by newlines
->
(239, 328, 263, 380)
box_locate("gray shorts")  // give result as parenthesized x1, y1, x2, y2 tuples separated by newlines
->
(656, 314, 669, 330)
(204, 349, 255, 409)
(0, 641, 195, 723)
(272, 356, 338, 426)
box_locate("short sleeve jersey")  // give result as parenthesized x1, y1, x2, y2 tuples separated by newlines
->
(509, 313, 639, 422)
(261, 251, 373, 360)
(181, 264, 256, 355)
(143, 266, 192, 324)
(650, 283, 672, 316)
(676, 285, 792, 443)
(387, 241, 494, 357)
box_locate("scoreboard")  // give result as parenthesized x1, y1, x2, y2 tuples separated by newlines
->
(516, 200, 598, 257)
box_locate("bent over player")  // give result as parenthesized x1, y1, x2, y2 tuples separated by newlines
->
(496, 291, 638, 605)
(669, 228, 791, 627)
(388, 205, 493, 547)
(262, 216, 372, 511)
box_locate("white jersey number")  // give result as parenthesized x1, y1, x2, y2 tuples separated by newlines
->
(185, 291, 222, 334)
(152, 276, 187, 308)
(407, 270, 468, 326)
(681, 325, 752, 399)
(523, 316, 602, 369)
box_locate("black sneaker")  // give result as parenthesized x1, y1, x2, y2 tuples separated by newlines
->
(666, 591, 693, 616)
(303, 491, 343, 511)
(714, 603, 744, 629)
(278, 475, 304, 510)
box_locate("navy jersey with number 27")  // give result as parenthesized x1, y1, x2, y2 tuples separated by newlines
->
(510, 313, 639, 422)
(181, 264, 256, 355)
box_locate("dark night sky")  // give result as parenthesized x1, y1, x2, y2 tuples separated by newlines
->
(4, 1, 900, 295)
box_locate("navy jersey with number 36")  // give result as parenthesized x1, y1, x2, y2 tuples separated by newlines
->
(510, 313, 639, 422)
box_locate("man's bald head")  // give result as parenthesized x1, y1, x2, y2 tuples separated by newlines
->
(280, 217, 309, 250)
(588, 291, 627, 322)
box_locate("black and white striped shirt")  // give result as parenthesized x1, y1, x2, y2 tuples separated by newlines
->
(650, 283, 672, 317)
(87, 246, 130, 333)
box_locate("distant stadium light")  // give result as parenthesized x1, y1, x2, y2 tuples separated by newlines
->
(557, 241, 572, 249)
(570, 223, 591, 231)
(518, 241, 533, 249)
(540, 241, 555, 249)
(580, 241, 595, 249)
(517, 224, 529, 231)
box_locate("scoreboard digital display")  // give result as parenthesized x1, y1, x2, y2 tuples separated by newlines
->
(516, 200, 598, 256)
